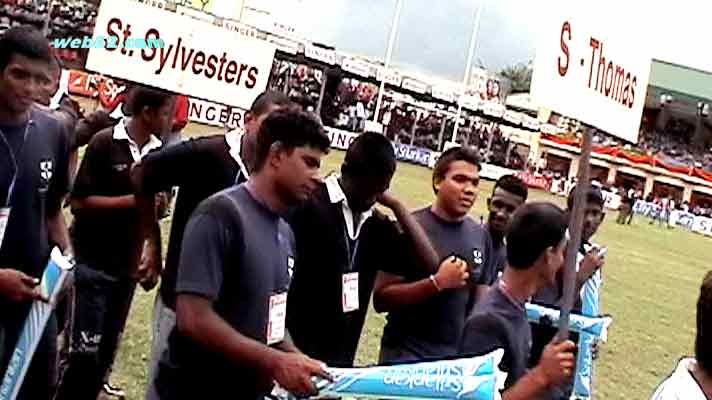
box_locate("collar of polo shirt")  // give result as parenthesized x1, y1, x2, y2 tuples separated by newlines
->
(324, 173, 373, 240)
(112, 118, 162, 162)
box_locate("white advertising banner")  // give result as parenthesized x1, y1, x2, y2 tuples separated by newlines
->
(188, 98, 245, 130)
(402, 78, 428, 94)
(530, 0, 652, 143)
(86, 0, 276, 110)
(341, 58, 372, 77)
(479, 163, 519, 181)
(326, 128, 359, 150)
(305, 44, 336, 65)
(432, 86, 456, 103)
(377, 68, 402, 87)
(692, 216, 712, 237)
(175, 5, 214, 23)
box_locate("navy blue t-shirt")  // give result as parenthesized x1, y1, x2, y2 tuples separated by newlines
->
(0, 109, 69, 321)
(459, 285, 531, 390)
(380, 207, 497, 362)
(156, 185, 294, 400)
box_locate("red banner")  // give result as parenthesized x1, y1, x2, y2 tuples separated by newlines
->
(518, 172, 551, 190)
(541, 132, 712, 184)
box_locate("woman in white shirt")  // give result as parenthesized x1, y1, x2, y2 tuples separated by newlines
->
(651, 271, 712, 399)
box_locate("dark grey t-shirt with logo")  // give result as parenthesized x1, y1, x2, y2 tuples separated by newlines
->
(380, 207, 497, 363)
(156, 185, 295, 400)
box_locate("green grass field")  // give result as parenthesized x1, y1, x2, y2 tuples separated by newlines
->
(90, 121, 711, 399)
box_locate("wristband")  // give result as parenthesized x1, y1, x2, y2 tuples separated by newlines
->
(429, 275, 442, 291)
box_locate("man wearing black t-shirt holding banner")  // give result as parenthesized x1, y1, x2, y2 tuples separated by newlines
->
(133, 91, 292, 400)
(285, 132, 440, 368)
(154, 109, 332, 400)
(374, 146, 498, 363)
(0, 27, 72, 400)
(459, 202, 577, 399)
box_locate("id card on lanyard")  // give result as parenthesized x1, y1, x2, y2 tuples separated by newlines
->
(0, 122, 31, 248)
(342, 230, 360, 313)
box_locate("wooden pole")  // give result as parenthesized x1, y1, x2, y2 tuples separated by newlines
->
(558, 126, 594, 340)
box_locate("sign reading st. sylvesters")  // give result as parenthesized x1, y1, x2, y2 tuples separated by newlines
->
(530, 1, 652, 143)
(86, 0, 276, 110)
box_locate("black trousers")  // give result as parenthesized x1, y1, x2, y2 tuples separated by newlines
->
(54, 265, 136, 400)
(0, 311, 58, 400)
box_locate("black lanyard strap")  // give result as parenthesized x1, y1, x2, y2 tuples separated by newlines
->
(0, 120, 32, 207)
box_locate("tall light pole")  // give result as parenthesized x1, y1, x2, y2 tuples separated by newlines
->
(450, 1, 484, 144)
(372, 0, 404, 124)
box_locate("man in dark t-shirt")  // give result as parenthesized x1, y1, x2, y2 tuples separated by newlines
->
(0, 27, 71, 400)
(285, 132, 438, 368)
(134, 91, 292, 400)
(459, 202, 576, 399)
(374, 147, 497, 363)
(484, 175, 528, 278)
(153, 109, 331, 400)
(527, 186, 606, 400)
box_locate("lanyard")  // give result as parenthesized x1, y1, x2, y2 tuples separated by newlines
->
(342, 225, 360, 273)
(234, 153, 249, 184)
(0, 121, 31, 207)
(230, 132, 250, 184)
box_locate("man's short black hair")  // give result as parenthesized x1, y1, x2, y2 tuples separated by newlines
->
(697, 271, 712, 371)
(506, 202, 567, 269)
(432, 146, 481, 194)
(249, 90, 292, 117)
(567, 184, 605, 210)
(341, 132, 396, 182)
(493, 174, 528, 201)
(0, 26, 52, 71)
(254, 108, 331, 171)
(130, 85, 175, 115)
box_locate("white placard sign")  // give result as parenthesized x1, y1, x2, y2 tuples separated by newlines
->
(530, 1, 651, 143)
(86, 0, 276, 110)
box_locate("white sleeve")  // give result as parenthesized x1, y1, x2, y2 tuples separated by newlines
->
(650, 379, 681, 400)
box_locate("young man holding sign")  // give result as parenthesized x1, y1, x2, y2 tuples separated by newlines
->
(153, 109, 332, 400)
(529, 186, 607, 400)
(459, 202, 577, 398)
(0, 27, 72, 400)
